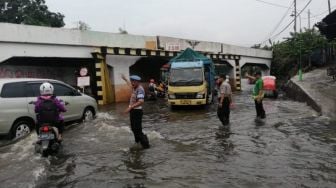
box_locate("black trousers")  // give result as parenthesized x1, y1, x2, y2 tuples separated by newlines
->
(254, 100, 266, 118)
(130, 109, 149, 148)
(36, 121, 64, 134)
(217, 97, 230, 125)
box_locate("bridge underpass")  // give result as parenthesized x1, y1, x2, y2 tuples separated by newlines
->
(0, 23, 272, 105)
(240, 63, 270, 91)
(213, 59, 235, 87)
(92, 47, 243, 104)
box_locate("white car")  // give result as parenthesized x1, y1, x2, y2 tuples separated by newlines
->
(0, 78, 98, 140)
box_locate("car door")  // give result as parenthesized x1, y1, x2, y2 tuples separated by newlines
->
(52, 83, 83, 121)
(0, 82, 32, 134)
(26, 82, 42, 119)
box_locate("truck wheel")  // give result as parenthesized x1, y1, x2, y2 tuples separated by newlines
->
(207, 93, 213, 104)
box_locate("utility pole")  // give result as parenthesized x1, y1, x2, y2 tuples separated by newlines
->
(328, 0, 331, 13)
(308, 9, 311, 29)
(294, 0, 297, 33)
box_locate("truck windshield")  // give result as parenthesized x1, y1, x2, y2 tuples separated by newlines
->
(169, 68, 203, 86)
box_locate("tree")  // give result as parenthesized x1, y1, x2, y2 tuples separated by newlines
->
(74, 21, 91, 31)
(0, 0, 65, 27)
(270, 28, 328, 79)
(118, 27, 128, 34)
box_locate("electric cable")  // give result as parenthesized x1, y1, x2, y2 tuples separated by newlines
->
(263, 1, 295, 43)
(260, 0, 313, 45)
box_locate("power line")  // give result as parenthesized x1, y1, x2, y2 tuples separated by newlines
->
(254, 0, 290, 9)
(260, 0, 313, 45)
(263, 2, 294, 42)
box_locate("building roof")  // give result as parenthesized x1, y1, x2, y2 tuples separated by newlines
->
(316, 10, 336, 40)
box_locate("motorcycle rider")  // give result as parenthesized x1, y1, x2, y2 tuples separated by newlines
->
(148, 78, 157, 99)
(35, 82, 66, 141)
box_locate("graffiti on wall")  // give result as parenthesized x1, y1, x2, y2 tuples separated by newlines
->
(0, 65, 77, 85)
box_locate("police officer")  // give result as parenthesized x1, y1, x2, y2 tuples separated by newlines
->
(122, 74, 150, 149)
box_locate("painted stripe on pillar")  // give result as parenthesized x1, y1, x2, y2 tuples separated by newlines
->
(106, 48, 115, 54)
(119, 49, 126, 55)
(97, 81, 102, 87)
(150, 51, 156, 56)
(98, 91, 103, 96)
(130, 49, 137, 55)
(96, 72, 102, 76)
(98, 100, 104, 105)
(96, 63, 101, 69)
(141, 50, 146, 56)
(160, 51, 165, 56)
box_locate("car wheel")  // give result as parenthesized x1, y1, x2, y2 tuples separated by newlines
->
(82, 107, 94, 122)
(11, 120, 32, 140)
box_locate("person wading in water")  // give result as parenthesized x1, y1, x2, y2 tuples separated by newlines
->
(122, 74, 150, 149)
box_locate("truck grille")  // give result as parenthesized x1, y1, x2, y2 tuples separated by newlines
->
(175, 93, 197, 99)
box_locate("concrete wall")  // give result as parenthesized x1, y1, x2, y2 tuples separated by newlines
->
(0, 65, 77, 85)
(222, 44, 272, 59)
(0, 42, 95, 63)
(0, 23, 156, 48)
(158, 36, 272, 59)
(158, 36, 222, 52)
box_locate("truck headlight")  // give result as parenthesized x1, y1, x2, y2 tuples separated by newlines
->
(196, 92, 205, 99)
(169, 94, 176, 99)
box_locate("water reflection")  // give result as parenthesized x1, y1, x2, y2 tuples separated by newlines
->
(215, 126, 234, 157)
(123, 149, 147, 179)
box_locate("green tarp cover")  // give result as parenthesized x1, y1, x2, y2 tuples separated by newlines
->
(170, 48, 212, 64)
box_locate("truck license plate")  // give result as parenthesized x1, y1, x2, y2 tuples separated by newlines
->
(181, 100, 191, 105)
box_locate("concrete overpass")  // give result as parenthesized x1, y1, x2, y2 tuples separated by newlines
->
(0, 23, 272, 105)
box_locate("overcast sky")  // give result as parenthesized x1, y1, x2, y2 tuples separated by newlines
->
(45, 0, 333, 47)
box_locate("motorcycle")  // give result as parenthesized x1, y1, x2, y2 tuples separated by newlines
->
(35, 123, 61, 157)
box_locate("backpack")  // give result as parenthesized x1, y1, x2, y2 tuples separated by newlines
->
(38, 99, 59, 123)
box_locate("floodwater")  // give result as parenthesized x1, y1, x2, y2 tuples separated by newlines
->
(0, 82, 336, 188)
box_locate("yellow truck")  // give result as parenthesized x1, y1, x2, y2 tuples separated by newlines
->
(168, 48, 215, 107)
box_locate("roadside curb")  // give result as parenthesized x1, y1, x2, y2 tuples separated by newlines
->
(283, 80, 322, 115)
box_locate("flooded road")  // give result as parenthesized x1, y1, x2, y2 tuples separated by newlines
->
(1, 85, 336, 188)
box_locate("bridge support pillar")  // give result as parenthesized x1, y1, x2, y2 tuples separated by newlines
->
(234, 59, 242, 91)
(92, 51, 114, 105)
(106, 55, 140, 103)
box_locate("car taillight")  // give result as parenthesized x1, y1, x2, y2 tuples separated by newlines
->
(42, 126, 49, 132)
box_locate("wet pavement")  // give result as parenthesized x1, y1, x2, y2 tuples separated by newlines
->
(0, 82, 336, 188)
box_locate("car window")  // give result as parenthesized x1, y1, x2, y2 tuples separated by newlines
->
(53, 83, 74, 96)
(26, 83, 42, 97)
(1, 82, 26, 98)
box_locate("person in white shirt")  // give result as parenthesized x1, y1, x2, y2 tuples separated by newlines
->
(217, 74, 232, 125)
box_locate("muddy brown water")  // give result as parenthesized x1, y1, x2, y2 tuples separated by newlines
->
(0, 85, 336, 188)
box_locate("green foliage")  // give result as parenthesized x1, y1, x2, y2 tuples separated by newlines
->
(74, 21, 91, 31)
(269, 29, 328, 79)
(0, 0, 65, 27)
